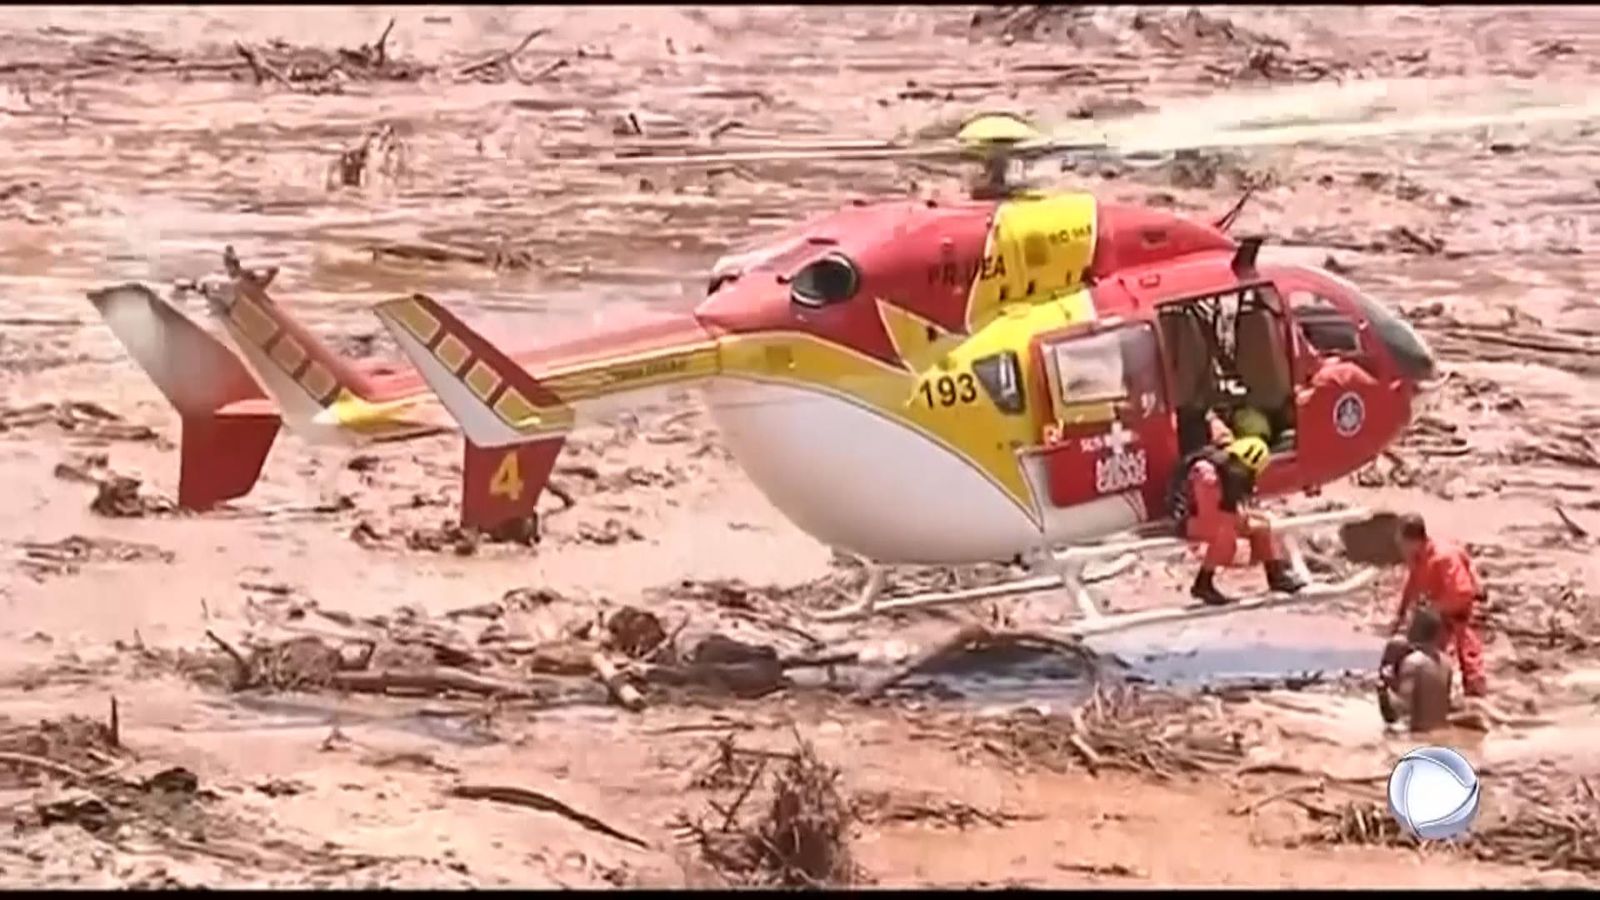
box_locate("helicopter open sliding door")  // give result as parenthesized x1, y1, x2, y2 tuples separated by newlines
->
(1155, 283, 1301, 465)
(1029, 321, 1179, 515)
(1261, 271, 1412, 494)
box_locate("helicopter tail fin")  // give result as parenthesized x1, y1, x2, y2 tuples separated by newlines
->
(87, 283, 281, 510)
(203, 263, 385, 437)
(371, 293, 574, 533)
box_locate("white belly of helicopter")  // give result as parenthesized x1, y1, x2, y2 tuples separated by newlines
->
(702, 379, 1142, 565)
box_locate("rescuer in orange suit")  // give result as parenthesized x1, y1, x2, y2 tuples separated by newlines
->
(1391, 512, 1488, 698)
(1170, 436, 1307, 607)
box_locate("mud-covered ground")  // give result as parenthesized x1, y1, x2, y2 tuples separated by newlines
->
(3, 5, 1600, 888)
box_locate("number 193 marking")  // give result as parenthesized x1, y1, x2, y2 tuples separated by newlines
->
(919, 372, 978, 408)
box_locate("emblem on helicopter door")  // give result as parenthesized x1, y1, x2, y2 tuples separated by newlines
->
(1090, 420, 1148, 495)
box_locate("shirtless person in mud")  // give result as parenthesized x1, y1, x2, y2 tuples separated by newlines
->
(1378, 606, 1452, 733)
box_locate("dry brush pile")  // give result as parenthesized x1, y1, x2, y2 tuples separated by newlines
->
(674, 733, 858, 888)
(954, 684, 1257, 781)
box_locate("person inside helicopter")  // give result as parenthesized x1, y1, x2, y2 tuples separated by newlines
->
(1230, 298, 1297, 453)
(1163, 296, 1296, 458)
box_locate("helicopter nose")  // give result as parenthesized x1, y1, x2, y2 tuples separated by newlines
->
(1373, 308, 1437, 386)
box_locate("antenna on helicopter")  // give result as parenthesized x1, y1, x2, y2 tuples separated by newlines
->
(1213, 186, 1256, 234)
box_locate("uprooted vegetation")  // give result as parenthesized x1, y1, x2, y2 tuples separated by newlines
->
(949, 685, 1256, 780)
(676, 734, 858, 887)
(0, 712, 219, 864)
(0, 20, 551, 92)
(15, 533, 175, 581)
(969, 7, 1366, 83)
(50, 452, 182, 519)
(1, 402, 160, 444)
(347, 515, 544, 556)
(162, 585, 837, 711)
(0, 713, 481, 887)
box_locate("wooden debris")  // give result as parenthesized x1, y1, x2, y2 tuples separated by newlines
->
(204, 630, 253, 691)
(1555, 505, 1591, 539)
(960, 685, 1248, 780)
(454, 28, 547, 80)
(591, 652, 646, 711)
(0, 401, 157, 442)
(605, 606, 667, 659)
(1054, 860, 1146, 879)
(234, 41, 294, 88)
(0, 750, 95, 784)
(331, 666, 536, 699)
(857, 791, 1041, 830)
(0, 714, 127, 789)
(90, 474, 178, 519)
(677, 734, 856, 887)
(17, 534, 174, 580)
(448, 783, 649, 848)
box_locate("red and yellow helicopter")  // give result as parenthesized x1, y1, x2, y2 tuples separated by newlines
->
(89, 85, 1590, 628)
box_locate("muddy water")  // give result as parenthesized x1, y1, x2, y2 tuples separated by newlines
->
(898, 610, 1383, 706)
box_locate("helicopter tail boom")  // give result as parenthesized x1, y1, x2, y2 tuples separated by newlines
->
(373, 293, 720, 532)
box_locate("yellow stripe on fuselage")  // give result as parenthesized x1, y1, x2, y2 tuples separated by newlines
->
(876, 299, 963, 373)
(539, 342, 722, 402)
(720, 288, 1099, 525)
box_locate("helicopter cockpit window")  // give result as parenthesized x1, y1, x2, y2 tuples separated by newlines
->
(972, 351, 1026, 415)
(1288, 290, 1362, 355)
(789, 254, 860, 308)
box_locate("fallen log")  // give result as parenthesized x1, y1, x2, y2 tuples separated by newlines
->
(591, 653, 646, 711)
(449, 783, 649, 849)
(330, 666, 536, 698)
(0, 751, 95, 784)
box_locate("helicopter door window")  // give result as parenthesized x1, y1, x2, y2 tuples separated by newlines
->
(1287, 290, 1363, 356)
(1044, 331, 1126, 411)
(1042, 324, 1167, 419)
(972, 351, 1026, 415)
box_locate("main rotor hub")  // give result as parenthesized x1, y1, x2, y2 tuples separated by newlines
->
(955, 112, 1046, 200)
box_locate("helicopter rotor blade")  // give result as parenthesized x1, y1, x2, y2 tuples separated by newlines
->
(591, 144, 964, 168)
(1049, 76, 1600, 159)
(558, 75, 1600, 176)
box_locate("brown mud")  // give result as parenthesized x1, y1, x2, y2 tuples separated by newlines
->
(3, 4, 1600, 888)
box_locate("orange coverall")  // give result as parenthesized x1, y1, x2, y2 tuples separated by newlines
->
(1183, 459, 1279, 569)
(1397, 539, 1487, 697)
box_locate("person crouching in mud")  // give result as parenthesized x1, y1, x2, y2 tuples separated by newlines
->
(1378, 605, 1452, 734)
(1391, 513, 1489, 699)
(1169, 436, 1307, 606)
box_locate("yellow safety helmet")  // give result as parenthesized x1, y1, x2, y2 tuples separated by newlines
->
(1232, 407, 1272, 441)
(1227, 436, 1271, 475)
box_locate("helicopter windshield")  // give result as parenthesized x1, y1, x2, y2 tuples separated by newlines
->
(1345, 287, 1436, 383)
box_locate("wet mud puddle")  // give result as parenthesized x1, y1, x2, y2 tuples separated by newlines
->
(180, 692, 502, 748)
(888, 612, 1384, 707)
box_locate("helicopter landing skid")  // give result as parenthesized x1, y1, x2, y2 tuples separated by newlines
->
(809, 506, 1375, 626)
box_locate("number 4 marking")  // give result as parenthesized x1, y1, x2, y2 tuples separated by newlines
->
(489, 450, 524, 501)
